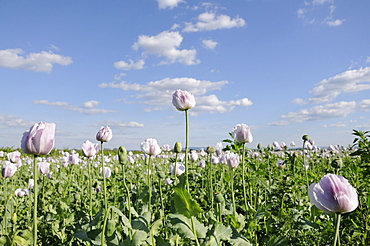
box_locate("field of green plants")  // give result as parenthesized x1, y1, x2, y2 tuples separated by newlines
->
(1, 90, 370, 246)
(1, 129, 369, 246)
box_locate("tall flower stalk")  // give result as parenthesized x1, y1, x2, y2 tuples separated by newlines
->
(333, 213, 341, 246)
(82, 140, 99, 220)
(229, 167, 237, 217)
(230, 124, 253, 210)
(302, 134, 309, 190)
(95, 126, 112, 246)
(172, 89, 196, 192)
(141, 138, 161, 211)
(225, 151, 240, 216)
(20, 121, 56, 246)
(184, 109, 190, 191)
(32, 155, 38, 246)
(241, 144, 248, 210)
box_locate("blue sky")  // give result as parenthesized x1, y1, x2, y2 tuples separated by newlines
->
(1, 0, 370, 150)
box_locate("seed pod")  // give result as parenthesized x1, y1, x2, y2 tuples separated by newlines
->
(214, 193, 225, 203)
(174, 142, 182, 153)
(331, 158, 343, 169)
(302, 134, 310, 141)
(118, 146, 127, 165)
(12, 212, 17, 224)
(257, 143, 262, 150)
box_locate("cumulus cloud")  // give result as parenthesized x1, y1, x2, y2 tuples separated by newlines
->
(300, 67, 370, 104)
(99, 77, 252, 114)
(83, 100, 99, 109)
(193, 95, 252, 114)
(0, 48, 72, 72)
(114, 59, 145, 70)
(282, 101, 357, 122)
(157, 0, 185, 9)
(34, 100, 116, 115)
(132, 31, 199, 65)
(183, 12, 246, 32)
(202, 39, 218, 50)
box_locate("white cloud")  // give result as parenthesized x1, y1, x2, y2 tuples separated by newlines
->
(292, 98, 308, 105)
(202, 39, 218, 50)
(114, 59, 145, 70)
(358, 99, 370, 112)
(171, 23, 181, 30)
(99, 77, 252, 114)
(312, 0, 334, 5)
(144, 106, 163, 112)
(83, 100, 99, 109)
(114, 73, 126, 80)
(157, 0, 185, 9)
(34, 100, 116, 115)
(268, 120, 290, 126)
(0, 48, 72, 72)
(193, 95, 252, 114)
(132, 31, 199, 65)
(183, 12, 246, 32)
(324, 18, 345, 26)
(323, 122, 346, 128)
(282, 101, 357, 122)
(0, 115, 33, 128)
(298, 0, 344, 27)
(94, 120, 144, 128)
(48, 44, 60, 51)
(307, 67, 370, 104)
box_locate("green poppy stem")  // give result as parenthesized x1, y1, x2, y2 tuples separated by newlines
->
(33, 155, 38, 246)
(332, 213, 342, 246)
(101, 142, 108, 212)
(101, 206, 111, 246)
(184, 109, 190, 192)
(148, 155, 153, 212)
(230, 167, 237, 217)
(88, 158, 93, 221)
(100, 142, 108, 246)
(190, 216, 200, 246)
(2, 177, 8, 236)
(241, 144, 248, 210)
(302, 140, 309, 190)
(122, 162, 132, 240)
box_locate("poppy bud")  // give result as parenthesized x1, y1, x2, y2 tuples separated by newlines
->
(302, 134, 310, 141)
(214, 193, 225, 203)
(174, 142, 182, 153)
(118, 146, 127, 165)
(331, 158, 343, 169)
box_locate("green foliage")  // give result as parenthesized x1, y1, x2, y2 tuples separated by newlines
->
(1, 134, 370, 246)
(172, 176, 203, 218)
(351, 129, 370, 163)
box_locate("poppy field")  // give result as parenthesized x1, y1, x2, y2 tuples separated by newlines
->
(1, 130, 369, 246)
(1, 90, 370, 246)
